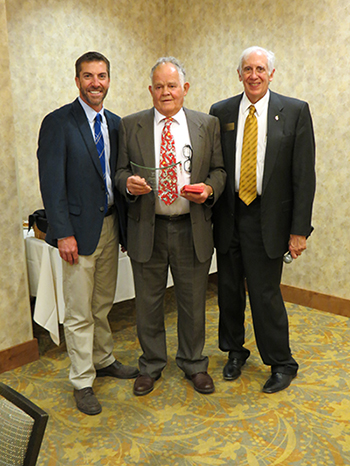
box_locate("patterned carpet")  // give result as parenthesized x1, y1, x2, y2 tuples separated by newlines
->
(1, 283, 350, 465)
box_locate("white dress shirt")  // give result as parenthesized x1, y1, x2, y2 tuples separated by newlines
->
(235, 90, 270, 195)
(153, 108, 191, 215)
(78, 97, 114, 206)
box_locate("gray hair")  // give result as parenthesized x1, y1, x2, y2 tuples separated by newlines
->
(238, 46, 275, 75)
(150, 57, 186, 86)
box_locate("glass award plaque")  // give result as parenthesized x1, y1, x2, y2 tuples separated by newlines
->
(130, 161, 185, 195)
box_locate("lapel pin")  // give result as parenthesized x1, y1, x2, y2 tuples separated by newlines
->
(275, 115, 279, 121)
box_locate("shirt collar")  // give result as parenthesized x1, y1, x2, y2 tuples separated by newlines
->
(78, 97, 105, 123)
(154, 107, 185, 126)
(242, 89, 270, 117)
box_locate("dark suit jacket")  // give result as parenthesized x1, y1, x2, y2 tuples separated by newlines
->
(210, 91, 316, 259)
(37, 98, 127, 254)
(115, 107, 226, 263)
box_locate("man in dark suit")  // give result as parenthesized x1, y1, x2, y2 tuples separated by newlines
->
(116, 57, 226, 396)
(210, 46, 316, 393)
(37, 51, 138, 415)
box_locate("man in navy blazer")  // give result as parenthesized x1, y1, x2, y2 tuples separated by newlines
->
(210, 46, 316, 393)
(37, 52, 138, 415)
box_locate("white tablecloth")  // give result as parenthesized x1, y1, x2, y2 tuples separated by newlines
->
(24, 231, 216, 345)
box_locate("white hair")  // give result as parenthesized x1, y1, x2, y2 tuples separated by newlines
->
(150, 56, 186, 86)
(238, 46, 275, 75)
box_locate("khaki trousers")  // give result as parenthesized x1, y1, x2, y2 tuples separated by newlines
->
(62, 213, 119, 389)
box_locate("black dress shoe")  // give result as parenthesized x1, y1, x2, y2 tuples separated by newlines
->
(262, 372, 296, 394)
(96, 360, 139, 379)
(185, 372, 215, 394)
(223, 358, 246, 381)
(74, 387, 102, 415)
(133, 374, 161, 396)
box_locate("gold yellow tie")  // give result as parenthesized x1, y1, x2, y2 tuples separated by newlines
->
(239, 105, 258, 205)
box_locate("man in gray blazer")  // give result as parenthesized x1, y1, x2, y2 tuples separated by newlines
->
(116, 57, 226, 396)
(37, 52, 138, 415)
(210, 46, 316, 393)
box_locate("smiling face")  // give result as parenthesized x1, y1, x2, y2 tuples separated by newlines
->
(149, 62, 189, 117)
(75, 60, 110, 112)
(238, 50, 275, 104)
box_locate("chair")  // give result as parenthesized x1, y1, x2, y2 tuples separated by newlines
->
(0, 382, 48, 466)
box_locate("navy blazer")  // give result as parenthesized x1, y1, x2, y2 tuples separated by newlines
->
(37, 98, 127, 254)
(210, 91, 316, 259)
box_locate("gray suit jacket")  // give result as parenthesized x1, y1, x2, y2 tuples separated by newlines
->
(116, 107, 226, 263)
(210, 91, 316, 258)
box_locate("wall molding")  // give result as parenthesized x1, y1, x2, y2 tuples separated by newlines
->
(0, 339, 39, 374)
(0, 286, 348, 375)
(281, 285, 350, 318)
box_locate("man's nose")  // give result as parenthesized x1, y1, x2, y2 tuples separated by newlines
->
(91, 76, 100, 86)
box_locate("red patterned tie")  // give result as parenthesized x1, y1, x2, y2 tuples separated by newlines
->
(158, 118, 178, 205)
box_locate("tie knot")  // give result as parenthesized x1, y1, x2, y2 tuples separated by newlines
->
(96, 113, 102, 123)
(164, 117, 173, 127)
(248, 105, 256, 116)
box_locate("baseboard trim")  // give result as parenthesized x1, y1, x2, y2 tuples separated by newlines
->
(0, 339, 39, 374)
(281, 285, 350, 318)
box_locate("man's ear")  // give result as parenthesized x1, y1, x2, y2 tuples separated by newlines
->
(183, 82, 190, 96)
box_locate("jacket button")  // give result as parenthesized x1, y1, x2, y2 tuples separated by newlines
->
(99, 207, 104, 212)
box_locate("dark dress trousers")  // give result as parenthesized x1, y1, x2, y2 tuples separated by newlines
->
(210, 91, 316, 374)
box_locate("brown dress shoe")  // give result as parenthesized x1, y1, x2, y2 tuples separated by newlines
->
(74, 387, 102, 415)
(186, 372, 215, 394)
(96, 360, 139, 379)
(133, 374, 160, 396)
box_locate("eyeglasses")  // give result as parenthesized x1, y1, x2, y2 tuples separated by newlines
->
(182, 145, 193, 173)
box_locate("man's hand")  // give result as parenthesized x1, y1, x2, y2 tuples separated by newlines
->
(58, 236, 79, 265)
(180, 183, 213, 204)
(289, 234, 307, 259)
(126, 175, 152, 196)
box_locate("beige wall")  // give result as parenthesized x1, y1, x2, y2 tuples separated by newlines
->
(166, 0, 350, 300)
(0, 0, 32, 352)
(6, 0, 166, 218)
(1, 0, 349, 350)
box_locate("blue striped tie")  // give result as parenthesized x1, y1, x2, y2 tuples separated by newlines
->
(95, 113, 108, 214)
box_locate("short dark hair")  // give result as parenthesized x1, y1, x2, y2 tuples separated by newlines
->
(75, 51, 110, 78)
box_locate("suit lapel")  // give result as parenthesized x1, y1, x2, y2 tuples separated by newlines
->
(184, 108, 205, 183)
(221, 95, 241, 198)
(71, 98, 104, 178)
(263, 92, 285, 194)
(135, 109, 155, 168)
(105, 110, 117, 178)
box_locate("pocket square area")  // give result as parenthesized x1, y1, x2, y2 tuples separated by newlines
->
(223, 122, 235, 132)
